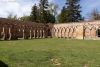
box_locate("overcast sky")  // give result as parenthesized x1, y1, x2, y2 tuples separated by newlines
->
(0, 0, 100, 19)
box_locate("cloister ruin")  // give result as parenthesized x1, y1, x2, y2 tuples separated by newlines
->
(0, 17, 100, 40)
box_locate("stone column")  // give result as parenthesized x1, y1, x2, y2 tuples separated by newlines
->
(67, 29, 69, 39)
(94, 29, 97, 38)
(74, 28, 77, 39)
(23, 29, 26, 39)
(52, 29, 55, 38)
(40, 30, 42, 38)
(2, 27, 6, 40)
(9, 27, 12, 40)
(58, 29, 62, 38)
(72, 30, 74, 39)
(33, 30, 36, 38)
(37, 30, 39, 38)
(57, 29, 59, 38)
(60, 29, 62, 38)
(64, 32, 66, 38)
(89, 29, 92, 39)
(96, 29, 98, 38)
(30, 30, 32, 39)
(43, 30, 45, 38)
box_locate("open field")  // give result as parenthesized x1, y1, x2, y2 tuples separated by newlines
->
(0, 38, 100, 67)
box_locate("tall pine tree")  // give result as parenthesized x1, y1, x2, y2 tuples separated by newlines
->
(30, 4, 38, 22)
(66, 0, 82, 22)
(58, 6, 67, 23)
(39, 0, 49, 23)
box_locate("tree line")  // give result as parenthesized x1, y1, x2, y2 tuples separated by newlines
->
(7, 0, 100, 23)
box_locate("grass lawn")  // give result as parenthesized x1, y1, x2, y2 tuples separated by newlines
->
(0, 38, 100, 67)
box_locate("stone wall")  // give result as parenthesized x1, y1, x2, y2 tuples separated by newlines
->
(0, 18, 100, 40)
(0, 18, 49, 40)
(51, 21, 100, 40)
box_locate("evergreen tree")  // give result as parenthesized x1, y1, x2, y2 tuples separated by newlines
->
(66, 0, 82, 22)
(46, 10, 55, 23)
(30, 4, 38, 22)
(49, 3, 58, 23)
(39, 0, 49, 23)
(58, 6, 67, 23)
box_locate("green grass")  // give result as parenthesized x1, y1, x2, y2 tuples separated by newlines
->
(0, 38, 100, 67)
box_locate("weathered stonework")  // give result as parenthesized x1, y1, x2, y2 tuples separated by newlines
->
(0, 18, 100, 40)
(51, 21, 100, 40)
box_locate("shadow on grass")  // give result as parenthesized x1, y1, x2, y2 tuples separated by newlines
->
(0, 60, 9, 67)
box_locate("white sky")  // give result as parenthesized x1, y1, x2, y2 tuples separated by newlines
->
(0, 0, 100, 18)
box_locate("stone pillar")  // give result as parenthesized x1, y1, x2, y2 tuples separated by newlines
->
(67, 32, 69, 39)
(30, 30, 32, 39)
(60, 29, 62, 38)
(9, 28, 12, 40)
(96, 29, 98, 38)
(95, 29, 97, 38)
(52, 29, 55, 38)
(71, 28, 74, 39)
(2, 27, 6, 40)
(23, 29, 26, 39)
(40, 30, 42, 38)
(37, 30, 39, 38)
(33, 30, 36, 38)
(51, 28, 54, 38)
(74, 28, 77, 38)
(89, 29, 92, 39)
(67, 29, 69, 39)
(57, 29, 59, 38)
(64, 32, 66, 38)
(43, 30, 45, 38)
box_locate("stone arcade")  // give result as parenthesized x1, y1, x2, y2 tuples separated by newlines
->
(0, 17, 100, 40)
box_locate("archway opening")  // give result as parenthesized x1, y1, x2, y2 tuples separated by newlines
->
(98, 29, 100, 37)
(48, 29, 51, 36)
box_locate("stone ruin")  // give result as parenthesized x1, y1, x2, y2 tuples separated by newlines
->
(0, 17, 100, 40)
(0, 18, 52, 40)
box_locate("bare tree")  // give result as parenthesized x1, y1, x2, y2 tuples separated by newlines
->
(86, 8, 100, 21)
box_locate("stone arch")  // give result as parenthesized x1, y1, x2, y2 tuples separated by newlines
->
(2, 23, 10, 40)
(97, 26, 100, 37)
(62, 27, 66, 38)
(41, 27, 45, 38)
(52, 28, 56, 37)
(29, 26, 33, 39)
(47, 27, 52, 37)
(91, 26, 96, 38)
(36, 27, 40, 38)
(56, 28, 59, 37)
(17, 25, 23, 38)
(73, 27, 77, 38)
(58, 27, 63, 38)
(0, 24, 2, 38)
(65, 27, 70, 38)
(54, 27, 59, 38)
(84, 27, 91, 38)
(33, 27, 37, 38)
(68, 27, 74, 38)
